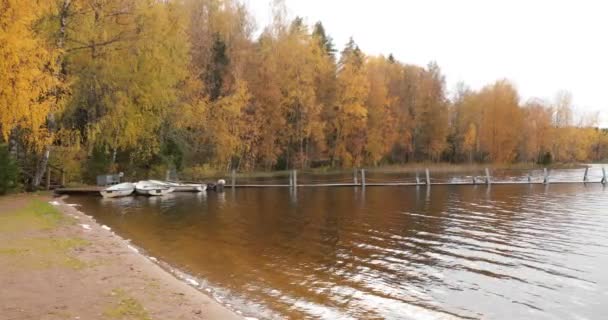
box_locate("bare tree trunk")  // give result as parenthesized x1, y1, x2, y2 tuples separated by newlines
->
(32, 1, 71, 188)
(33, 148, 50, 187)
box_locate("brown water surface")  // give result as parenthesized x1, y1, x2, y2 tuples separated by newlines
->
(69, 169, 608, 319)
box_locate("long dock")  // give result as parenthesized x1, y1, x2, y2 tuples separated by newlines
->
(55, 167, 607, 195)
(229, 181, 606, 188)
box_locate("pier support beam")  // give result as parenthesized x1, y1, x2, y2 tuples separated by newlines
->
(416, 172, 421, 185)
(602, 167, 606, 185)
(583, 167, 589, 183)
(485, 168, 491, 185)
(543, 168, 549, 184)
(425, 168, 431, 186)
(292, 170, 298, 189)
(361, 169, 366, 187)
(353, 169, 358, 185)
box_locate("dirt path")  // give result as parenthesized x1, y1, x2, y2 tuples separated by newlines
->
(0, 194, 243, 320)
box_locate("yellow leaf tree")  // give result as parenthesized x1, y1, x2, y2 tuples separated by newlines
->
(0, 0, 59, 186)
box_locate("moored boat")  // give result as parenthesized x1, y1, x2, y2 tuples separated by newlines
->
(100, 182, 135, 198)
(148, 180, 206, 192)
(134, 181, 174, 196)
(172, 183, 207, 192)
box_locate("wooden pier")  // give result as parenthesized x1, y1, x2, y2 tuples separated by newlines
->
(54, 167, 607, 195)
(227, 167, 607, 189)
(54, 186, 104, 195)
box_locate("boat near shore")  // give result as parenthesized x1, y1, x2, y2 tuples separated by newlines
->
(134, 181, 175, 196)
(100, 182, 135, 198)
(148, 180, 207, 193)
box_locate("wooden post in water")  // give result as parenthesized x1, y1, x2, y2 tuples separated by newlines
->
(361, 169, 366, 187)
(485, 168, 491, 185)
(231, 170, 236, 189)
(425, 168, 431, 186)
(289, 171, 293, 187)
(46, 168, 51, 190)
(602, 167, 607, 185)
(527, 173, 532, 184)
(353, 169, 358, 185)
(416, 172, 421, 185)
(472, 175, 476, 185)
(583, 167, 589, 182)
(292, 170, 298, 189)
(543, 168, 549, 184)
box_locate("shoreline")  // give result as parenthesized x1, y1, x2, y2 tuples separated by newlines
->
(0, 194, 244, 320)
(55, 196, 246, 320)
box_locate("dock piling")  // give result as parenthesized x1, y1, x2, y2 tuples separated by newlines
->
(485, 168, 491, 185)
(543, 168, 549, 184)
(602, 167, 606, 185)
(416, 172, 421, 185)
(231, 170, 236, 189)
(583, 167, 589, 182)
(361, 169, 366, 187)
(425, 168, 431, 186)
(292, 170, 298, 189)
(353, 169, 358, 185)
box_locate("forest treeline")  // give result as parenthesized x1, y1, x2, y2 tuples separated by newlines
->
(1, 0, 607, 187)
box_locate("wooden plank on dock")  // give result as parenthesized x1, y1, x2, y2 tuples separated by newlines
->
(55, 186, 104, 194)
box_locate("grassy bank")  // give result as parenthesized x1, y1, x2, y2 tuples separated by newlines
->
(0, 194, 242, 320)
(0, 197, 89, 270)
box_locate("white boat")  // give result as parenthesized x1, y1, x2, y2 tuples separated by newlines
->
(172, 183, 207, 192)
(100, 183, 135, 198)
(148, 180, 206, 193)
(134, 181, 174, 196)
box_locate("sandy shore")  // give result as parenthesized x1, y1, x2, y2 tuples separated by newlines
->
(0, 194, 243, 320)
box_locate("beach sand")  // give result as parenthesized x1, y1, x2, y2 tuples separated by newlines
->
(0, 194, 242, 320)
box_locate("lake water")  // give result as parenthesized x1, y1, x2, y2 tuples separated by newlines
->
(69, 168, 608, 319)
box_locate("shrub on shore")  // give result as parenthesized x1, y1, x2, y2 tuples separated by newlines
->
(0, 144, 19, 195)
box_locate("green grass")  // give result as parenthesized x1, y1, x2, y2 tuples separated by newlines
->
(0, 198, 89, 270)
(0, 199, 72, 232)
(104, 289, 152, 320)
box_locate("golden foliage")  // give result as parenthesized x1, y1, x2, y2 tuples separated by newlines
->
(0, 0, 58, 150)
(3, 0, 605, 182)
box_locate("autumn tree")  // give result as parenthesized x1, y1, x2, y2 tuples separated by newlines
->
(364, 56, 398, 165)
(0, 0, 60, 187)
(57, 0, 190, 176)
(329, 38, 370, 167)
(520, 99, 553, 162)
(413, 62, 448, 161)
(477, 81, 523, 162)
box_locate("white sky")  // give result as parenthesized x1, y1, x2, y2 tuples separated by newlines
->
(245, 0, 608, 127)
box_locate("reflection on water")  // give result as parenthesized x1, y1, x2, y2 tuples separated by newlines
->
(70, 169, 608, 319)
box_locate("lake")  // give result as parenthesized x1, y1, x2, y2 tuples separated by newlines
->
(69, 168, 608, 319)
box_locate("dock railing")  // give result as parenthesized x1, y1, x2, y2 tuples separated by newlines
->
(221, 166, 607, 189)
(54, 166, 607, 195)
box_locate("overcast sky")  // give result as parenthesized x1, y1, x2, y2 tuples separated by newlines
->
(245, 0, 607, 127)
